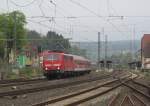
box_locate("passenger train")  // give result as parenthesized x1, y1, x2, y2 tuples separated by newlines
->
(40, 50, 92, 79)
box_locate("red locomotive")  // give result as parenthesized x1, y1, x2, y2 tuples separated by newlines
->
(40, 50, 91, 79)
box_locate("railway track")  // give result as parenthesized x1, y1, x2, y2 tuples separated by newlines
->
(108, 94, 120, 106)
(120, 95, 134, 106)
(108, 76, 150, 106)
(130, 94, 147, 106)
(132, 80, 150, 89)
(130, 80, 150, 96)
(0, 72, 121, 98)
(108, 94, 148, 106)
(0, 71, 113, 88)
(0, 78, 47, 87)
(123, 82, 150, 99)
(31, 73, 134, 106)
(0, 77, 45, 84)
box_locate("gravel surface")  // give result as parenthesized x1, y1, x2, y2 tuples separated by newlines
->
(78, 80, 150, 106)
(0, 71, 112, 94)
(79, 87, 122, 106)
(127, 81, 150, 96)
(135, 77, 150, 86)
(133, 71, 150, 85)
(0, 71, 117, 106)
(78, 86, 132, 106)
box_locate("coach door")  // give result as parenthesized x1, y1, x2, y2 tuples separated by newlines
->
(64, 55, 73, 71)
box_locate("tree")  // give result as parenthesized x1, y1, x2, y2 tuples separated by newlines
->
(109, 52, 133, 69)
(0, 32, 5, 59)
(27, 30, 42, 47)
(69, 45, 87, 57)
(0, 11, 27, 61)
(45, 31, 71, 51)
(27, 30, 71, 53)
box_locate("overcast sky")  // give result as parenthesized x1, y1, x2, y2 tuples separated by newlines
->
(1, 0, 150, 41)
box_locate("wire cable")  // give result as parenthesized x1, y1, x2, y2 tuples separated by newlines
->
(6, 0, 9, 12)
(69, 0, 127, 36)
(9, 0, 37, 7)
(27, 19, 69, 34)
(38, 0, 45, 16)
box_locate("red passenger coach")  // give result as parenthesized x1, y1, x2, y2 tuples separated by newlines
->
(41, 51, 91, 79)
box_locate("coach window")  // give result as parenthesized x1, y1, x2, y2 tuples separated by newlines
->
(64, 56, 73, 61)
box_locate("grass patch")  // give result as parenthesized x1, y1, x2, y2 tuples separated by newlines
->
(6, 67, 43, 79)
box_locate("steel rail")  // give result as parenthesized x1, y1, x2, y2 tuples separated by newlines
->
(130, 94, 147, 106)
(65, 76, 134, 106)
(66, 83, 122, 106)
(120, 95, 134, 106)
(132, 80, 150, 89)
(0, 78, 45, 84)
(0, 78, 47, 88)
(0, 74, 114, 97)
(32, 74, 132, 106)
(32, 80, 122, 106)
(108, 94, 120, 106)
(123, 83, 150, 99)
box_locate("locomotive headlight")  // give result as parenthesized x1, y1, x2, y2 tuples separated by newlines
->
(45, 64, 52, 67)
(53, 64, 61, 66)
(45, 67, 48, 70)
(57, 67, 60, 70)
(45, 64, 61, 67)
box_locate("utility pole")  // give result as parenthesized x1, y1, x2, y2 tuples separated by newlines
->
(102, 27, 104, 70)
(133, 25, 135, 61)
(50, 0, 56, 31)
(13, 11, 17, 64)
(105, 35, 108, 71)
(98, 32, 101, 70)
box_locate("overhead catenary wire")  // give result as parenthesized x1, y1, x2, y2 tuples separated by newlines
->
(9, 0, 37, 7)
(27, 15, 100, 30)
(27, 15, 150, 19)
(107, 0, 110, 16)
(69, 0, 129, 36)
(8, 0, 72, 39)
(27, 19, 70, 34)
(26, 0, 69, 32)
(0, 38, 71, 41)
(38, 0, 70, 34)
(7, 0, 139, 42)
(9, 0, 146, 42)
(49, 0, 97, 41)
(105, 0, 137, 60)
(3, 0, 150, 60)
(5, 0, 103, 57)
(38, 0, 45, 17)
(27, 18, 71, 33)
(42, 0, 99, 40)
(6, 0, 9, 12)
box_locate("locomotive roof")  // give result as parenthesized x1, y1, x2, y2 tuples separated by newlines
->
(41, 51, 90, 62)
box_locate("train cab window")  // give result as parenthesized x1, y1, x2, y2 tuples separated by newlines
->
(46, 54, 59, 60)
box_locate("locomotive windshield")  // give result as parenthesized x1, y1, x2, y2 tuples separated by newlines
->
(45, 54, 59, 61)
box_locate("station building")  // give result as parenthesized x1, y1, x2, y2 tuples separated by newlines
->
(141, 34, 150, 70)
